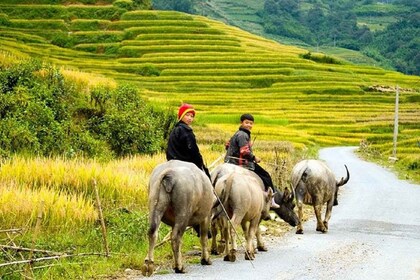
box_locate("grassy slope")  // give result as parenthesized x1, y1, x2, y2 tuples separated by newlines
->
(193, 0, 409, 68)
(0, 3, 419, 178)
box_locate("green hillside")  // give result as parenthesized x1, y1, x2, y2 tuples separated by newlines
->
(192, 0, 419, 75)
(0, 1, 419, 175)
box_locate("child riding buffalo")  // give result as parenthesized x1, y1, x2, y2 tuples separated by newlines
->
(166, 103, 211, 179)
(225, 113, 280, 208)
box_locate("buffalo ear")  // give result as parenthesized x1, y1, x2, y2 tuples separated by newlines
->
(283, 187, 294, 202)
(266, 187, 274, 202)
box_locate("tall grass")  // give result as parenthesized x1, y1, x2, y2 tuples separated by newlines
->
(0, 155, 157, 210)
(0, 182, 97, 231)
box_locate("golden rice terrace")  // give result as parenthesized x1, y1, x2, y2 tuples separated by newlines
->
(0, 2, 419, 177)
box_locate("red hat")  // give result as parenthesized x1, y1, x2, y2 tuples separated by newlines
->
(177, 103, 195, 121)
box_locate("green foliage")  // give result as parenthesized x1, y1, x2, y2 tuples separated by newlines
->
(191, 0, 418, 75)
(0, 59, 171, 158)
(113, 0, 135, 11)
(0, 13, 11, 26)
(153, 0, 194, 13)
(136, 63, 161, 76)
(368, 13, 420, 75)
(249, 77, 276, 88)
(99, 84, 166, 156)
(301, 52, 342, 64)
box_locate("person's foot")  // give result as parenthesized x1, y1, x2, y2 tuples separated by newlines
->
(271, 196, 280, 209)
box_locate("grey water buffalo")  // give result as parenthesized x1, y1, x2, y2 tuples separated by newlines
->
(291, 159, 350, 234)
(211, 163, 298, 227)
(214, 171, 273, 261)
(142, 160, 216, 276)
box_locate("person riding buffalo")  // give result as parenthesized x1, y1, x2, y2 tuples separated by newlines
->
(166, 103, 211, 179)
(224, 113, 280, 208)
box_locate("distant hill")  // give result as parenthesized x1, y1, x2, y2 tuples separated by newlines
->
(0, 1, 419, 179)
(191, 0, 419, 75)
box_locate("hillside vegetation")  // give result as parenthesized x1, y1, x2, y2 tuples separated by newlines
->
(192, 0, 420, 75)
(0, 1, 419, 278)
(1, 1, 418, 169)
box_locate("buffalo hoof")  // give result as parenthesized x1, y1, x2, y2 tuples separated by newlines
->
(316, 226, 327, 233)
(141, 260, 154, 277)
(174, 266, 186, 274)
(257, 245, 268, 252)
(211, 248, 219, 255)
(296, 229, 303, 234)
(224, 253, 236, 262)
(245, 251, 255, 260)
(201, 258, 212, 265)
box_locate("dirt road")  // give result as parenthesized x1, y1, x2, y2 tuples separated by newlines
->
(142, 147, 420, 280)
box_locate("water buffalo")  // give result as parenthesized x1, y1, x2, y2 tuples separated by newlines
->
(142, 160, 216, 276)
(291, 159, 350, 234)
(211, 163, 298, 226)
(214, 171, 273, 261)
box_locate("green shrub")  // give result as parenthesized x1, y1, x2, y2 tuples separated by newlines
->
(301, 52, 342, 65)
(71, 31, 125, 44)
(113, 0, 135, 10)
(136, 64, 161, 76)
(70, 19, 111, 31)
(99, 84, 166, 156)
(0, 59, 171, 158)
(50, 32, 77, 48)
(0, 13, 10, 26)
(74, 43, 120, 55)
(249, 77, 275, 88)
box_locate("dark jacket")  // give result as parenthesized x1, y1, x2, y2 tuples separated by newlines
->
(166, 121, 205, 170)
(224, 127, 255, 170)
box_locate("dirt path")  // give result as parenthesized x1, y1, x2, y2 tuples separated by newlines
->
(137, 147, 420, 280)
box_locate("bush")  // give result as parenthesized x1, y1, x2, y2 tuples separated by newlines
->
(100, 85, 166, 156)
(113, 0, 135, 10)
(301, 52, 342, 64)
(0, 59, 171, 158)
(0, 13, 10, 26)
(136, 64, 161, 76)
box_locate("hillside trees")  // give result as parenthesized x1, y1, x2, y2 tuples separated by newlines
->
(152, 0, 194, 13)
(258, 0, 419, 75)
(368, 11, 419, 75)
(0, 59, 173, 158)
(261, 0, 372, 50)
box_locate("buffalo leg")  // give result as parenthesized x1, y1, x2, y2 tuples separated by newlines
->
(256, 225, 267, 251)
(314, 204, 327, 233)
(210, 219, 219, 255)
(296, 200, 304, 234)
(142, 213, 163, 277)
(244, 219, 257, 260)
(225, 215, 240, 262)
(172, 223, 187, 273)
(323, 201, 334, 230)
(199, 219, 212, 265)
(222, 218, 233, 262)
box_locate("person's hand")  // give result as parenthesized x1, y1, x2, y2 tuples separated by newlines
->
(254, 156, 261, 163)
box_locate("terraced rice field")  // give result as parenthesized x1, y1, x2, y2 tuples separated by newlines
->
(0, 4, 419, 174)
